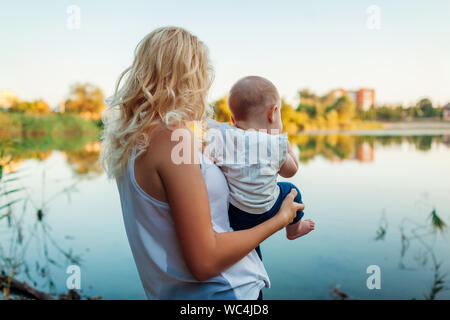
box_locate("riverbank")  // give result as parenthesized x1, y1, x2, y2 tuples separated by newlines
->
(0, 112, 101, 173)
(300, 120, 450, 136)
(0, 112, 100, 139)
(381, 120, 450, 130)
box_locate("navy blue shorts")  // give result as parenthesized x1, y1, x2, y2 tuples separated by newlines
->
(228, 182, 304, 260)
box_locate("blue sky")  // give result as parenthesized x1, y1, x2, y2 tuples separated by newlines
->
(1, 0, 449, 107)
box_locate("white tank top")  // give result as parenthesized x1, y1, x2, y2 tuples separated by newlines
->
(116, 150, 270, 299)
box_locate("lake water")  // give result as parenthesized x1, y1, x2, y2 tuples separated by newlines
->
(1, 132, 449, 300)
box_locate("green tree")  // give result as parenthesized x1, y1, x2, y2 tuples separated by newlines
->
(416, 98, 434, 118)
(282, 99, 309, 134)
(297, 89, 321, 118)
(333, 96, 355, 121)
(212, 97, 231, 123)
(64, 83, 106, 119)
(298, 89, 318, 106)
(297, 104, 318, 118)
(361, 106, 377, 120)
(298, 89, 338, 118)
(10, 100, 51, 114)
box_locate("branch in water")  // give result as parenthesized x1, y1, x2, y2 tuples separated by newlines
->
(0, 275, 54, 300)
(0, 275, 101, 300)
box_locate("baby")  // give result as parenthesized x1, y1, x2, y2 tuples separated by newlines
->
(205, 76, 315, 259)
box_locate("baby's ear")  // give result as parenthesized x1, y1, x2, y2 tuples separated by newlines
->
(267, 104, 277, 123)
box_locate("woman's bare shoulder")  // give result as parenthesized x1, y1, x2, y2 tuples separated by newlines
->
(144, 125, 197, 166)
(134, 125, 185, 202)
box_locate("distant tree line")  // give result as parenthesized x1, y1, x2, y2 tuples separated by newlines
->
(212, 89, 447, 134)
(295, 90, 444, 122)
(360, 98, 443, 121)
(9, 100, 51, 114)
(4, 83, 106, 120)
(3, 84, 446, 128)
(214, 89, 378, 133)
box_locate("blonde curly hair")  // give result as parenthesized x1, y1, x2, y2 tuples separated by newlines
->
(101, 26, 213, 178)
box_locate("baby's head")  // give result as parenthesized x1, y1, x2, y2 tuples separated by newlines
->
(228, 76, 282, 132)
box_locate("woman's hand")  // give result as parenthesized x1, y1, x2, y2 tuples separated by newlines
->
(275, 189, 305, 228)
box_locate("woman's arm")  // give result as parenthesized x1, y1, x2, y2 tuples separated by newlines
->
(157, 128, 303, 281)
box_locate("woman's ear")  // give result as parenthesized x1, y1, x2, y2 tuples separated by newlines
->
(231, 115, 236, 125)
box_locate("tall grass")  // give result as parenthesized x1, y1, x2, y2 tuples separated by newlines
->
(0, 112, 100, 138)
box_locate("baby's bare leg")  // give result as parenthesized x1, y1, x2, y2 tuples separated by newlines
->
(286, 219, 315, 240)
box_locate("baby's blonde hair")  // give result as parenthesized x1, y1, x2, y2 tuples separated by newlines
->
(101, 26, 213, 178)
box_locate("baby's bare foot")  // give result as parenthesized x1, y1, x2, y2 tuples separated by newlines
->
(286, 219, 315, 240)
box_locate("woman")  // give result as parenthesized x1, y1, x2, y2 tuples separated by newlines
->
(101, 26, 303, 299)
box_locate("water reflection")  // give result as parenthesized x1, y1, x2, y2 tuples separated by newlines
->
(1, 137, 101, 177)
(2, 134, 449, 175)
(291, 134, 449, 163)
(63, 142, 102, 177)
(398, 208, 448, 299)
(0, 166, 84, 299)
(0, 135, 99, 299)
(1, 132, 449, 299)
(330, 208, 449, 300)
